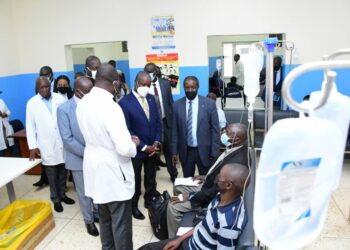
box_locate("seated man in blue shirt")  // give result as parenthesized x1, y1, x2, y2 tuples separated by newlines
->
(138, 162, 249, 250)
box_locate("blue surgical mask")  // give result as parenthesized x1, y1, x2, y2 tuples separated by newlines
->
(221, 133, 230, 147)
(149, 72, 155, 82)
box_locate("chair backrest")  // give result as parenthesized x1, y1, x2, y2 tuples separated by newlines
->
(224, 109, 249, 126)
(237, 148, 258, 250)
(9, 119, 24, 133)
(253, 110, 298, 148)
(225, 87, 242, 98)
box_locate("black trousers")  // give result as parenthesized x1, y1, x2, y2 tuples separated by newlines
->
(132, 155, 157, 208)
(138, 237, 190, 250)
(44, 163, 67, 203)
(162, 119, 178, 179)
(182, 147, 208, 177)
(99, 199, 132, 250)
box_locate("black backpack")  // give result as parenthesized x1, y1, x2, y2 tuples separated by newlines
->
(147, 190, 171, 240)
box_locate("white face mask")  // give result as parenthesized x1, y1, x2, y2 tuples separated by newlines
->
(137, 86, 150, 97)
(91, 70, 97, 79)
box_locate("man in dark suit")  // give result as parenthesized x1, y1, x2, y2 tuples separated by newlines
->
(119, 71, 162, 220)
(167, 123, 248, 237)
(171, 76, 220, 178)
(57, 76, 99, 236)
(261, 56, 283, 108)
(144, 62, 178, 182)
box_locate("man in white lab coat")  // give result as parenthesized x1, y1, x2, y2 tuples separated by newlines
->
(232, 54, 244, 87)
(76, 64, 140, 250)
(0, 97, 14, 155)
(232, 54, 246, 106)
(26, 77, 75, 212)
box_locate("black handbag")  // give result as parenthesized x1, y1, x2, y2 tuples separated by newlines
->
(147, 191, 171, 240)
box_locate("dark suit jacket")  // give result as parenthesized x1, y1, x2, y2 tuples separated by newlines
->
(119, 92, 161, 159)
(158, 78, 174, 129)
(190, 145, 248, 207)
(171, 95, 220, 167)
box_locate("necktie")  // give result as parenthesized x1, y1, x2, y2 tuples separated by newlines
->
(140, 97, 150, 120)
(186, 100, 193, 146)
(153, 83, 159, 96)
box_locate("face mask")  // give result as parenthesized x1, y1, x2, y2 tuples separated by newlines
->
(185, 91, 197, 101)
(91, 70, 97, 79)
(137, 86, 150, 97)
(221, 133, 231, 147)
(149, 72, 155, 82)
(57, 87, 68, 94)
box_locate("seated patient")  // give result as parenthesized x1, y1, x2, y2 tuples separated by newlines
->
(167, 123, 248, 238)
(139, 163, 249, 250)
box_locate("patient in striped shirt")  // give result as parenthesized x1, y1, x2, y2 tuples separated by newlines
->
(139, 163, 249, 250)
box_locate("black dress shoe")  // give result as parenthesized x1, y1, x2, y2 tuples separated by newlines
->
(33, 180, 48, 187)
(61, 196, 75, 205)
(86, 223, 99, 237)
(132, 208, 145, 220)
(157, 159, 167, 167)
(94, 217, 99, 223)
(170, 176, 176, 183)
(54, 202, 63, 213)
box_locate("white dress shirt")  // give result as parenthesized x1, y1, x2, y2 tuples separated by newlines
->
(275, 69, 281, 87)
(186, 95, 199, 146)
(148, 79, 165, 119)
(217, 108, 227, 129)
(76, 87, 137, 204)
(57, 92, 68, 102)
(132, 90, 149, 111)
(232, 60, 245, 87)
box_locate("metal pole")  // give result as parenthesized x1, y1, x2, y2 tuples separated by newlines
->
(263, 38, 278, 134)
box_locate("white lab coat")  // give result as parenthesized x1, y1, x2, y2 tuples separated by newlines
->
(0, 99, 14, 150)
(26, 93, 65, 165)
(233, 60, 245, 87)
(76, 87, 137, 204)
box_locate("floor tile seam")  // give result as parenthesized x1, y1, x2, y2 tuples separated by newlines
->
(331, 195, 350, 224)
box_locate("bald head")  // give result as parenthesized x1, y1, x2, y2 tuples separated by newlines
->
(85, 56, 101, 69)
(74, 76, 93, 99)
(36, 76, 51, 99)
(96, 64, 118, 84)
(226, 123, 247, 146)
(93, 64, 119, 95)
(144, 63, 156, 73)
(221, 163, 249, 195)
(207, 92, 217, 102)
(136, 71, 151, 82)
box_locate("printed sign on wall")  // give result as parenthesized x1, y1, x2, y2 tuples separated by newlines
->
(151, 16, 175, 50)
(146, 53, 180, 94)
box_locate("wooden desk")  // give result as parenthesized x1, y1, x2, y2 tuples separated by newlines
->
(8, 129, 42, 175)
(0, 157, 42, 202)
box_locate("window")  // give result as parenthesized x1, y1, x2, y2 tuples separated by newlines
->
(223, 42, 258, 77)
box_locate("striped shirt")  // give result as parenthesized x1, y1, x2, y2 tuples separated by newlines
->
(188, 194, 247, 250)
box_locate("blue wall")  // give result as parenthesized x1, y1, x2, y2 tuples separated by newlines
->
(208, 57, 218, 77)
(116, 60, 130, 85)
(0, 71, 74, 125)
(285, 65, 350, 103)
(1, 65, 350, 127)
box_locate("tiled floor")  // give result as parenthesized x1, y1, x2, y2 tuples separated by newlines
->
(1, 159, 349, 249)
